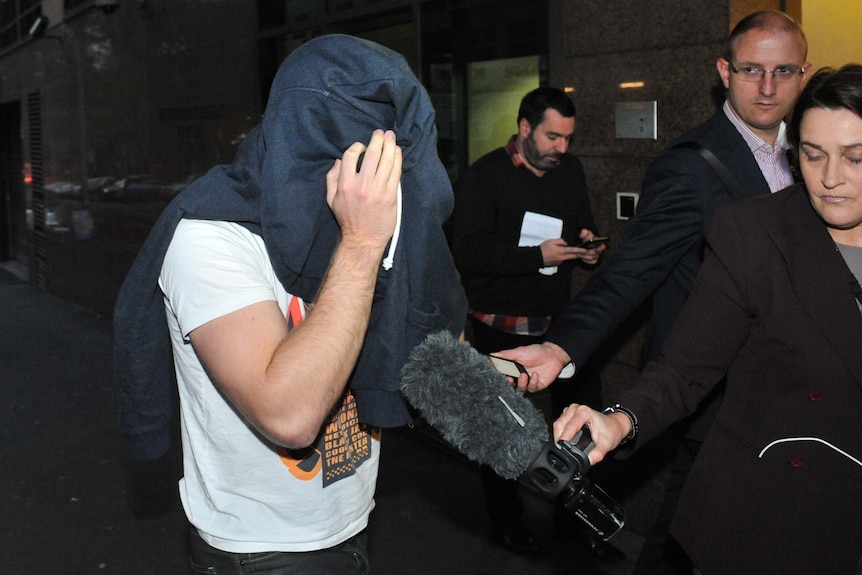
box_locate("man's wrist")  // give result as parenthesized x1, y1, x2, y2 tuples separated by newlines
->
(542, 341, 571, 366)
(333, 237, 390, 278)
(542, 341, 575, 378)
(337, 234, 389, 261)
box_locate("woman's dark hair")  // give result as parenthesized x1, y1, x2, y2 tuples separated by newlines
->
(517, 87, 576, 129)
(787, 64, 862, 149)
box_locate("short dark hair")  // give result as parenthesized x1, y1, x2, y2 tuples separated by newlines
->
(517, 87, 576, 130)
(787, 64, 862, 149)
(724, 10, 807, 62)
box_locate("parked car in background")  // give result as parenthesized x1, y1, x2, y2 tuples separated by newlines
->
(96, 175, 174, 203)
(86, 176, 116, 201)
(44, 181, 82, 198)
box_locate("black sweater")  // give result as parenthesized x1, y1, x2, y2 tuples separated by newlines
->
(451, 147, 597, 318)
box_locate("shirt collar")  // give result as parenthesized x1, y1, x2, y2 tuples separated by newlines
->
(505, 135, 527, 169)
(723, 100, 789, 153)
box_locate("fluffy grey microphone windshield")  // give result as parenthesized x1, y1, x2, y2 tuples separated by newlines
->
(400, 331, 549, 479)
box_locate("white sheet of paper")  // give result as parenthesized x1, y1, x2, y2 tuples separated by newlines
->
(519, 211, 563, 275)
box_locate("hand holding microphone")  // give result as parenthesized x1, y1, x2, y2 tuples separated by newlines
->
(553, 403, 637, 467)
(401, 331, 625, 541)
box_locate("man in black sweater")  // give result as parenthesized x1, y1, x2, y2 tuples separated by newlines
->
(450, 86, 611, 559)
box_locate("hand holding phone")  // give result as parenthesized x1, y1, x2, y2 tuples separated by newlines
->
(574, 236, 608, 250)
(488, 355, 527, 378)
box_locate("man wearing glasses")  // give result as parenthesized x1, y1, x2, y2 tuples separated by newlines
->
(497, 10, 810, 575)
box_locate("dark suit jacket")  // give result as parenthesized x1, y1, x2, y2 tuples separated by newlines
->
(545, 108, 772, 438)
(619, 185, 862, 573)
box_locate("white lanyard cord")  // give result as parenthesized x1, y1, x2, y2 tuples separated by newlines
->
(758, 436, 862, 468)
(382, 182, 402, 271)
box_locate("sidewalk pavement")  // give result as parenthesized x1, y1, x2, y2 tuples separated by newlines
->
(0, 265, 643, 574)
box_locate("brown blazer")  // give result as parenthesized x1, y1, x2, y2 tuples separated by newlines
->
(619, 184, 862, 574)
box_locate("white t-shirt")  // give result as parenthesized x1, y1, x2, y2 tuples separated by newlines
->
(159, 219, 380, 553)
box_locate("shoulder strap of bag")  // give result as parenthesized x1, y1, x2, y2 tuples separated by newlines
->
(673, 141, 745, 200)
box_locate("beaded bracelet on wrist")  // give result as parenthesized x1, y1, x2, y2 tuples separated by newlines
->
(602, 403, 638, 447)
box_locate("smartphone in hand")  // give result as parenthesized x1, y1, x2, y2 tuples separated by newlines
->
(488, 355, 527, 378)
(574, 236, 609, 249)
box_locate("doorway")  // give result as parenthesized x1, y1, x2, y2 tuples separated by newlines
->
(0, 100, 27, 268)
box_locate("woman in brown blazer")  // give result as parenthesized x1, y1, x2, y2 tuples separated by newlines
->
(554, 65, 862, 574)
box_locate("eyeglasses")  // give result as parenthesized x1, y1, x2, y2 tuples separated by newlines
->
(728, 63, 804, 83)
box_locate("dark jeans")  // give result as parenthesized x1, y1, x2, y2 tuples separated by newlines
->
(189, 527, 370, 575)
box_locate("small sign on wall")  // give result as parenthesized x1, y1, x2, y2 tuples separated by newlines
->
(615, 101, 657, 139)
(616, 193, 639, 220)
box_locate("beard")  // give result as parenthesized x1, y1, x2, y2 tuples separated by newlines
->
(522, 132, 562, 172)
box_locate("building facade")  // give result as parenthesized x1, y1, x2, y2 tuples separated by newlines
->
(0, 0, 793, 532)
(0, 0, 554, 313)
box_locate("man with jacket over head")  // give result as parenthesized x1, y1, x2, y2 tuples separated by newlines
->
(113, 35, 466, 574)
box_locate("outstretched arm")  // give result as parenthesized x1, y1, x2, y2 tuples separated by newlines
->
(502, 152, 716, 392)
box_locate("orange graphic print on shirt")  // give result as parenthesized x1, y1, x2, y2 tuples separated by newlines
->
(276, 295, 375, 486)
(277, 391, 373, 486)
